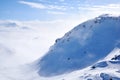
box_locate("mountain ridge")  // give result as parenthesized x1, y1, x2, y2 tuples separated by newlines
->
(38, 14, 120, 77)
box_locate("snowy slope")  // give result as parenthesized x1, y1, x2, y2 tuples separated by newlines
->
(38, 14, 120, 77)
(59, 48, 120, 80)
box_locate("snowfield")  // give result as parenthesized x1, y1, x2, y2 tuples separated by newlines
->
(0, 14, 120, 80)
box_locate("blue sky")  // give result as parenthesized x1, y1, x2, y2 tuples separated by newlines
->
(0, 0, 120, 21)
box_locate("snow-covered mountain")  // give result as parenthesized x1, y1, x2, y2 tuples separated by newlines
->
(37, 14, 120, 78)
(0, 14, 120, 80)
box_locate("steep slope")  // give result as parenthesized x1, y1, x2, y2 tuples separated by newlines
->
(38, 14, 120, 77)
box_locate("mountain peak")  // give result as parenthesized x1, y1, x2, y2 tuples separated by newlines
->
(97, 14, 120, 19)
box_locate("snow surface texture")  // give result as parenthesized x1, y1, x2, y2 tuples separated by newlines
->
(38, 14, 120, 77)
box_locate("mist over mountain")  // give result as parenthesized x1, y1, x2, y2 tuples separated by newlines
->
(0, 14, 120, 80)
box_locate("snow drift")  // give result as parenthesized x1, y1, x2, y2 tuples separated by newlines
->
(38, 14, 120, 77)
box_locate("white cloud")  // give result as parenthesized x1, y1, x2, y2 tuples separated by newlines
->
(78, 4, 120, 15)
(59, 0, 65, 2)
(19, 0, 66, 10)
(19, 1, 46, 9)
(47, 11, 65, 14)
(48, 5, 66, 10)
(0, 21, 18, 28)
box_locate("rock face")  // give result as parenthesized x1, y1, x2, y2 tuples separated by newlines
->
(38, 14, 120, 77)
